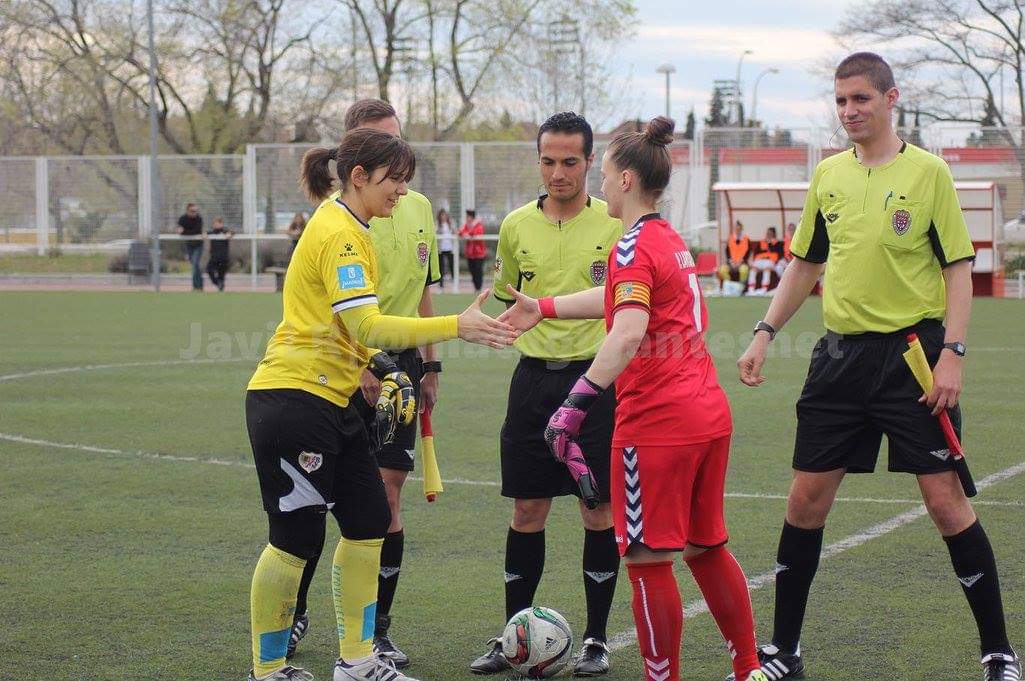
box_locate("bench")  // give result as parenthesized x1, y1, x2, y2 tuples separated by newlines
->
(265, 266, 287, 292)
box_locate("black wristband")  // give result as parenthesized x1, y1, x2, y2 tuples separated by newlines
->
(422, 361, 442, 374)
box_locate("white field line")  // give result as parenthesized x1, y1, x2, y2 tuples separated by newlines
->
(607, 459, 1025, 652)
(3, 432, 1025, 508)
(0, 358, 253, 382)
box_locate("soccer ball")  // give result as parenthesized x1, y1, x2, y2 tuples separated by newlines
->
(500, 606, 574, 678)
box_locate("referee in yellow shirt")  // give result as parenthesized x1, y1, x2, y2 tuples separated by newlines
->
(469, 112, 623, 677)
(244, 128, 514, 681)
(287, 100, 443, 670)
(734, 53, 1019, 681)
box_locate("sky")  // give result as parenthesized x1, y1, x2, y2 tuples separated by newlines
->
(610, 0, 851, 131)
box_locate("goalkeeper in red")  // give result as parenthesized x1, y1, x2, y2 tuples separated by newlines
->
(500, 116, 767, 681)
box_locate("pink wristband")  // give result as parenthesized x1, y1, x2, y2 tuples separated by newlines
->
(538, 297, 557, 319)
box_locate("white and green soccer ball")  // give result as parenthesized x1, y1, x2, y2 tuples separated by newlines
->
(500, 606, 574, 678)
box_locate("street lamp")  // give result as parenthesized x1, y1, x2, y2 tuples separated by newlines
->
(750, 67, 779, 126)
(656, 64, 676, 118)
(734, 49, 753, 126)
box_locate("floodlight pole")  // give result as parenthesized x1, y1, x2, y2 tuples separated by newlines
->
(656, 64, 676, 118)
(147, 0, 161, 290)
(750, 67, 779, 126)
(734, 49, 752, 126)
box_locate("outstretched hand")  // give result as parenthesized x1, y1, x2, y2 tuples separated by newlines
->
(496, 284, 543, 334)
(456, 288, 519, 348)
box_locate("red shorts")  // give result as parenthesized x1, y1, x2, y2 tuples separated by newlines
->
(611, 435, 730, 557)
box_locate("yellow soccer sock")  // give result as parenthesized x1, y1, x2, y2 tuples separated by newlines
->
(332, 536, 384, 661)
(251, 544, 306, 677)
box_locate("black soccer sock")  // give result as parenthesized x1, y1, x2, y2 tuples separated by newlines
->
(944, 520, 1013, 656)
(772, 521, 824, 655)
(294, 530, 327, 617)
(505, 527, 546, 621)
(582, 527, 620, 642)
(376, 530, 405, 621)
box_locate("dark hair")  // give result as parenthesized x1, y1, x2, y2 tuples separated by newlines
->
(465, 209, 476, 218)
(607, 116, 675, 196)
(186, 203, 197, 210)
(299, 129, 416, 202)
(766, 226, 777, 238)
(537, 111, 593, 158)
(835, 52, 895, 93)
(344, 99, 398, 132)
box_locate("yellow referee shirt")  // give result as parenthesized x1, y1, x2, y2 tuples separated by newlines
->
(248, 198, 382, 407)
(791, 142, 975, 335)
(329, 189, 441, 318)
(493, 196, 623, 360)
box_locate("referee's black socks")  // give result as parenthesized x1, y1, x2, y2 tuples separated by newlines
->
(505, 527, 545, 621)
(376, 529, 404, 622)
(772, 521, 824, 655)
(582, 527, 620, 642)
(944, 520, 1013, 656)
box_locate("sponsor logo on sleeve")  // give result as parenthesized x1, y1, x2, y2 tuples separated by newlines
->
(337, 264, 366, 290)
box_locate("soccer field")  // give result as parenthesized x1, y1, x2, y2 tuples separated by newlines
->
(2, 291, 1023, 680)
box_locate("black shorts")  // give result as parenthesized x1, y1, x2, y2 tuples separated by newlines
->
(246, 388, 387, 515)
(349, 349, 423, 472)
(500, 357, 615, 501)
(794, 319, 962, 475)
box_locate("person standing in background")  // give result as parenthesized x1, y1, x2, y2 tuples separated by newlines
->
(206, 217, 234, 292)
(460, 209, 487, 293)
(287, 212, 307, 257)
(437, 208, 456, 289)
(177, 203, 204, 291)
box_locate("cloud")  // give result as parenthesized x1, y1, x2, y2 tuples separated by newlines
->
(637, 24, 839, 63)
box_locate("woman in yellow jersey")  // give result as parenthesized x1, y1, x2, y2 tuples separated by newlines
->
(244, 128, 515, 681)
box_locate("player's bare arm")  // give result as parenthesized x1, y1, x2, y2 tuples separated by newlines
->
(922, 259, 972, 415)
(583, 307, 649, 388)
(737, 257, 824, 387)
(496, 283, 604, 334)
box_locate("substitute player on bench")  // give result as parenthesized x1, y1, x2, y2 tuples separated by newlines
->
(735, 52, 1020, 681)
(498, 116, 768, 681)
(244, 128, 515, 681)
(468, 112, 623, 677)
(287, 99, 443, 670)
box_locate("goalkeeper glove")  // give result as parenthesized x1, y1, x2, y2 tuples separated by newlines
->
(544, 375, 603, 509)
(367, 352, 416, 447)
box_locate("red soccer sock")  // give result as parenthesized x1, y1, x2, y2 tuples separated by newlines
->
(685, 547, 759, 679)
(627, 561, 682, 681)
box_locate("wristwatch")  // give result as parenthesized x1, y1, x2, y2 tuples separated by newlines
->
(942, 342, 966, 357)
(422, 360, 443, 374)
(753, 320, 777, 341)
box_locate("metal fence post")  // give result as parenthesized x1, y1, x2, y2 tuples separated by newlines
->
(138, 156, 151, 241)
(244, 144, 258, 290)
(35, 157, 48, 255)
(457, 143, 475, 295)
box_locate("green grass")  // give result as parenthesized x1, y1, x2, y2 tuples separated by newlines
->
(1, 292, 1023, 680)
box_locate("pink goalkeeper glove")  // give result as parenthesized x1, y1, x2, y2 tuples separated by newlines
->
(545, 375, 604, 509)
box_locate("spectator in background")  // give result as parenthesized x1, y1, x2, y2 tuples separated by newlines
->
(459, 208, 487, 293)
(437, 208, 456, 289)
(746, 226, 785, 295)
(717, 219, 750, 294)
(177, 203, 204, 291)
(287, 212, 307, 256)
(206, 217, 234, 292)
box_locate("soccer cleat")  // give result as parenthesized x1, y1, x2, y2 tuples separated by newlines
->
(333, 654, 421, 681)
(744, 672, 771, 681)
(373, 614, 410, 669)
(247, 665, 315, 681)
(725, 645, 805, 680)
(469, 637, 510, 675)
(983, 652, 1022, 681)
(572, 637, 611, 676)
(286, 612, 310, 659)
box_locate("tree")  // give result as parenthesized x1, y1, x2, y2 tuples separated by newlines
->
(683, 109, 695, 140)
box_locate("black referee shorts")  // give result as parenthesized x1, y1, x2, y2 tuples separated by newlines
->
(500, 356, 615, 501)
(245, 389, 389, 534)
(794, 318, 962, 475)
(349, 349, 423, 472)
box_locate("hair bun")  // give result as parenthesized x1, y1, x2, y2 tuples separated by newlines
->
(644, 116, 675, 146)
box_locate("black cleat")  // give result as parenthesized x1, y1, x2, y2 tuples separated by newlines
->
(373, 614, 410, 669)
(285, 612, 309, 659)
(469, 637, 510, 675)
(726, 644, 805, 680)
(573, 638, 611, 676)
(983, 652, 1022, 681)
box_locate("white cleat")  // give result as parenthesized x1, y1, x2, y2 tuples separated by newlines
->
(334, 654, 422, 681)
(247, 665, 315, 681)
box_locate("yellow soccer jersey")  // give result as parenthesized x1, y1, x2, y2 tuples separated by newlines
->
(791, 142, 975, 334)
(493, 196, 623, 360)
(248, 198, 381, 407)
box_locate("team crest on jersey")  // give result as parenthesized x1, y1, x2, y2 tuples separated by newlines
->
(590, 261, 607, 285)
(417, 241, 429, 267)
(297, 451, 323, 473)
(892, 209, 912, 235)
